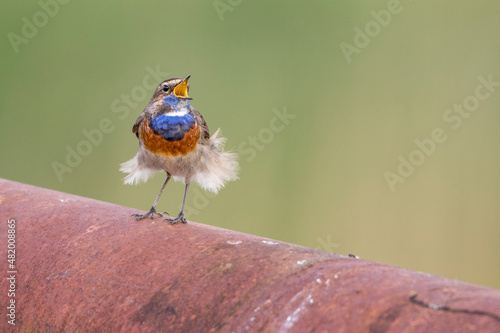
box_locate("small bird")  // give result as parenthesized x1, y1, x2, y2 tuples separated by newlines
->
(120, 75, 239, 224)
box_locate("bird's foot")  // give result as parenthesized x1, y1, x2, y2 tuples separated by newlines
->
(132, 207, 168, 221)
(166, 212, 188, 225)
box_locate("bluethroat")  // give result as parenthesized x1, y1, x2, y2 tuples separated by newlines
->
(120, 76, 239, 224)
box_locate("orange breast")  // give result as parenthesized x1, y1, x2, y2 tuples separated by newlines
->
(141, 119, 200, 157)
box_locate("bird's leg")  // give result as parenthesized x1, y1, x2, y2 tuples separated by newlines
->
(167, 183, 190, 224)
(133, 174, 171, 221)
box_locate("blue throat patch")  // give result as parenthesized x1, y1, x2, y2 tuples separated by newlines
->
(150, 113, 195, 141)
(162, 95, 191, 111)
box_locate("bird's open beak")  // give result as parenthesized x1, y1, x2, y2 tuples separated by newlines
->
(173, 75, 191, 98)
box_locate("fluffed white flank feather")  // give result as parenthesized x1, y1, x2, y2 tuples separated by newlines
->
(120, 154, 155, 185)
(120, 129, 238, 192)
(192, 129, 239, 193)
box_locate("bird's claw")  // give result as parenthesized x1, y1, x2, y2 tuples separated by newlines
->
(166, 214, 187, 224)
(132, 207, 168, 221)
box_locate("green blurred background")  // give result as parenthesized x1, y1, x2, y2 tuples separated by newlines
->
(1, 1, 499, 289)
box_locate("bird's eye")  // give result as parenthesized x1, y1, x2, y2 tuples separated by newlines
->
(162, 85, 169, 92)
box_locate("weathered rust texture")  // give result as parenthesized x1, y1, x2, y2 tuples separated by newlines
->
(1, 178, 500, 332)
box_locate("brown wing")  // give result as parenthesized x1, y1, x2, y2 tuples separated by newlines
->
(132, 114, 144, 138)
(191, 107, 210, 140)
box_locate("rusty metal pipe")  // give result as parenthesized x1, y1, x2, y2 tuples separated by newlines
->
(1, 178, 500, 332)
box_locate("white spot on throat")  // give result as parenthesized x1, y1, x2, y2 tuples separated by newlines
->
(167, 109, 189, 117)
(168, 98, 190, 115)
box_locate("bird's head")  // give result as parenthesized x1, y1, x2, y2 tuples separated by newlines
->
(149, 75, 192, 113)
(151, 75, 190, 100)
